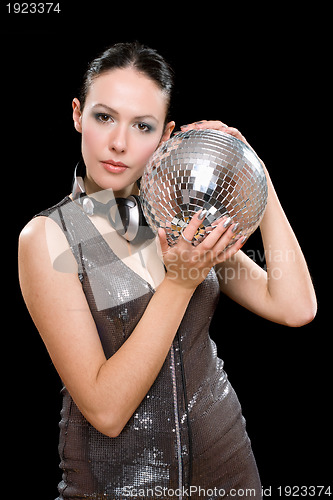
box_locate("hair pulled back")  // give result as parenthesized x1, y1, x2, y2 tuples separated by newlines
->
(79, 41, 174, 122)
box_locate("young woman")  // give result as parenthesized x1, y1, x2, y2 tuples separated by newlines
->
(18, 42, 317, 499)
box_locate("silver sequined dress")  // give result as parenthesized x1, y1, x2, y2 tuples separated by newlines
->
(37, 197, 261, 500)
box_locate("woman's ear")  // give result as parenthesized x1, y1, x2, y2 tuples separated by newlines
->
(72, 98, 83, 133)
(159, 121, 175, 145)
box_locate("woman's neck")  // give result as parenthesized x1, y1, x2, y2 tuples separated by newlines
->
(84, 176, 139, 200)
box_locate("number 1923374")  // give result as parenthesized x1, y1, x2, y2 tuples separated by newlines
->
(6, 3, 61, 14)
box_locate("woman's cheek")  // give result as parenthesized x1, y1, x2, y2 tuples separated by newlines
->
(82, 124, 105, 156)
(134, 137, 162, 168)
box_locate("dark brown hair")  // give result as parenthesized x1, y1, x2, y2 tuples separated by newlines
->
(79, 41, 174, 123)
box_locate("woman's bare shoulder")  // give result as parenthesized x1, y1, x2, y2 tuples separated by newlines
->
(19, 214, 78, 274)
(19, 214, 47, 242)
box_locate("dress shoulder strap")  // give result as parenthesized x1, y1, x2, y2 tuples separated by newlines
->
(34, 196, 108, 276)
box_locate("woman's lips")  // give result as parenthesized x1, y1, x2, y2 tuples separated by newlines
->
(101, 159, 129, 173)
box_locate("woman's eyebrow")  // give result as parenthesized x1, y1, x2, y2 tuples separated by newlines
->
(92, 103, 158, 123)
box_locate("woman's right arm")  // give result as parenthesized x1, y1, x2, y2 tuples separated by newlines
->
(18, 213, 242, 437)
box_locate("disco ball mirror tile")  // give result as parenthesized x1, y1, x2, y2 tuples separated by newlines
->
(140, 129, 268, 246)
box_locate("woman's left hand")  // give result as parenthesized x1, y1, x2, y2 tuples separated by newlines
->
(180, 120, 250, 147)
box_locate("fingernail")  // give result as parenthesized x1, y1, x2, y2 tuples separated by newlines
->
(198, 209, 208, 220)
(240, 236, 247, 245)
(223, 217, 232, 228)
(232, 222, 240, 233)
(180, 124, 188, 129)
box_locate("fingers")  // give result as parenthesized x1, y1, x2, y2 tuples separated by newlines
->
(217, 235, 245, 262)
(180, 120, 249, 147)
(181, 212, 244, 256)
(160, 210, 245, 266)
(201, 217, 233, 247)
(223, 126, 249, 146)
(180, 210, 207, 243)
(201, 219, 244, 257)
(158, 210, 213, 252)
(158, 228, 169, 255)
(181, 120, 228, 132)
(159, 211, 246, 290)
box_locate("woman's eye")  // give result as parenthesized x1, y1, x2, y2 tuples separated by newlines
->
(136, 122, 153, 133)
(95, 113, 112, 123)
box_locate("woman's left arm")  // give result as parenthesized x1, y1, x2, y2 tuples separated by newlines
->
(181, 121, 317, 326)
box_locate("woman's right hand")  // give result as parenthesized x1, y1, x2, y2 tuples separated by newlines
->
(158, 211, 245, 290)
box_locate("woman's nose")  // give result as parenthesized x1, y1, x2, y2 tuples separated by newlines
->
(109, 125, 127, 153)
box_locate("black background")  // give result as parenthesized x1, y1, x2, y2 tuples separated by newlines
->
(3, 3, 330, 498)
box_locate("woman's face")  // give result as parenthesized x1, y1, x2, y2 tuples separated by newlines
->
(73, 67, 175, 197)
